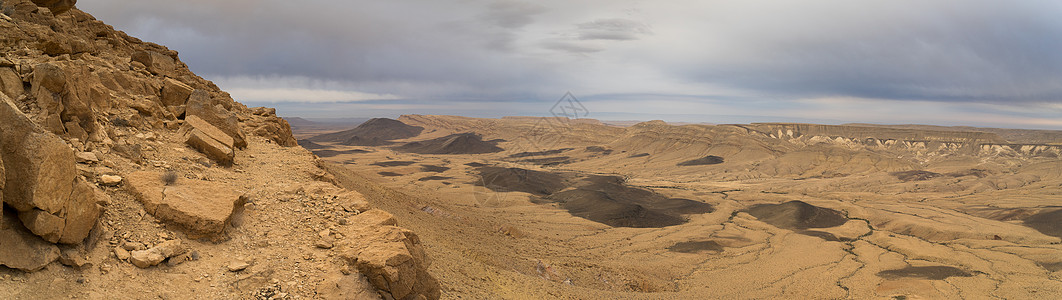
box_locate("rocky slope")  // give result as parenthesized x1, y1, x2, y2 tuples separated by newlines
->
(0, 1, 437, 299)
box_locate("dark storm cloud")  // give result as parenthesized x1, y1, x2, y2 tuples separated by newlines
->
(79, 0, 560, 99)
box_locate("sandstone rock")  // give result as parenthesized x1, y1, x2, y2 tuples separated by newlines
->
(131, 50, 175, 77)
(0, 209, 60, 272)
(337, 191, 371, 213)
(113, 246, 129, 260)
(126, 171, 245, 236)
(129, 250, 164, 268)
(0, 96, 100, 244)
(65, 120, 88, 141)
(251, 116, 298, 147)
(339, 210, 439, 300)
(18, 208, 64, 242)
(129, 239, 183, 268)
(315, 273, 382, 300)
(65, 180, 100, 244)
(99, 175, 122, 186)
(186, 90, 247, 148)
(161, 78, 193, 116)
(182, 115, 236, 166)
(30, 0, 76, 15)
(58, 245, 88, 268)
(40, 39, 72, 56)
(29, 62, 67, 134)
(75, 152, 98, 164)
(227, 260, 250, 272)
(121, 241, 144, 251)
(0, 67, 25, 99)
(251, 107, 276, 117)
(346, 209, 397, 230)
(315, 237, 335, 249)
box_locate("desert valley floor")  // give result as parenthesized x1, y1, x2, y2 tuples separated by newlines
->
(294, 115, 1062, 299)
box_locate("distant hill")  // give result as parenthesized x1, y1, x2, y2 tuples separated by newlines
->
(845, 123, 1062, 144)
(308, 118, 424, 146)
(394, 133, 503, 154)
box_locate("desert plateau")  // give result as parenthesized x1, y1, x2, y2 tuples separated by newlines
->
(0, 0, 1061, 299)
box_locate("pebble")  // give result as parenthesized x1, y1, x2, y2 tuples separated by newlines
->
(227, 260, 250, 272)
(314, 238, 334, 249)
(114, 247, 130, 260)
(75, 152, 99, 163)
(100, 175, 123, 186)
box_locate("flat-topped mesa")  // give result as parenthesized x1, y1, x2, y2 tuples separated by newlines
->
(741, 123, 1008, 144)
(981, 143, 1062, 157)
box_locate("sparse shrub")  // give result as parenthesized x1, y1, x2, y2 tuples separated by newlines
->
(161, 171, 178, 186)
(111, 117, 131, 127)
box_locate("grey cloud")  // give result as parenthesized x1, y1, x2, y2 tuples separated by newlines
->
(575, 18, 652, 40)
(480, 1, 548, 29)
(541, 39, 604, 54)
(76, 0, 1062, 128)
(666, 0, 1062, 103)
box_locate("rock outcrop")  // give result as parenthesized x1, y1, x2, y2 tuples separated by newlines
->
(130, 50, 176, 77)
(339, 209, 440, 300)
(0, 95, 99, 244)
(30, 0, 76, 15)
(247, 106, 298, 147)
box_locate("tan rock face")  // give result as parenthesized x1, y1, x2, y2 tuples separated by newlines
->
(0, 95, 99, 244)
(161, 78, 193, 115)
(339, 210, 440, 300)
(30, 0, 76, 15)
(247, 107, 297, 147)
(126, 171, 245, 236)
(131, 50, 176, 77)
(186, 89, 247, 148)
(182, 115, 236, 166)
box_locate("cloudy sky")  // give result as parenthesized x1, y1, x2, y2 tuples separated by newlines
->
(80, 0, 1062, 129)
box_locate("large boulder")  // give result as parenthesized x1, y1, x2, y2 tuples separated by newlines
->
(338, 210, 440, 300)
(0, 95, 99, 244)
(186, 90, 247, 148)
(182, 115, 236, 166)
(0, 209, 60, 272)
(161, 78, 193, 116)
(126, 171, 245, 236)
(131, 50, 175, 77)
(30, 0, 76, 15)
